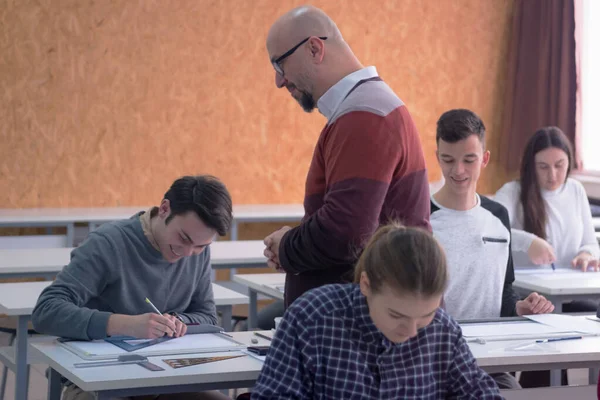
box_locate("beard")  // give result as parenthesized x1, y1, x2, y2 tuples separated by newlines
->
(297, 89, 316, 113)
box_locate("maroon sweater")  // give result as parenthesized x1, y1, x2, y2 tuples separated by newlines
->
(280, 70, 430, 307)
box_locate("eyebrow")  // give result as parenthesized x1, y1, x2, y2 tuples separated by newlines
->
(388, 308, 437, 319)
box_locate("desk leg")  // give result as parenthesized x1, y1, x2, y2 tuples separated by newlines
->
(589, 368, 599, 384)
(14, 316, 29, 400)
(230, 221, 239, 278)
(220, 306, 233, 332)
(547, 296, 562, 313)
(66, 223, 75, 247)
(248, 289, 258, 330)
(550, 369, 561, 386)
(47, 368, 62, 400)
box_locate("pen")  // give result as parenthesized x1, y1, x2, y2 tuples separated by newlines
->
(254, 332, 273, 341)
(145, 297, 162, 315)
(551, 263, 556, 271)
(535, 336, 582, 343)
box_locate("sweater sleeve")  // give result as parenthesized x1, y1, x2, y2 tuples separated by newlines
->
(494, 181, 537, 253)
(179, 247, 218, 325)
(31, 233, 118, 340)
(279, 108, 429, 274)
(574, 181, 600, 258)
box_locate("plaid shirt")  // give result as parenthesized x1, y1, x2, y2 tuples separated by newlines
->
(251, 284, 503, 400)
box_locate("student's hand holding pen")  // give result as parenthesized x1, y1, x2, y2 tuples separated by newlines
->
(107, 313, 178, 339)
(527, 237, 556, 265)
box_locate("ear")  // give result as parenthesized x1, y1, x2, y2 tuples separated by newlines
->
(307, 36, 326, 64)
(435, 149, 440, 163)
(481, 150, 491, 168)
(359, 271, 371, 297)
(158, 199, 171, 220)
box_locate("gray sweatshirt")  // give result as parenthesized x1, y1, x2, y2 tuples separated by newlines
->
(32, 213, 217, 340)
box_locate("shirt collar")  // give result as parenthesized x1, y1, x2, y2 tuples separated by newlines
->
(317, 66, 378, 120)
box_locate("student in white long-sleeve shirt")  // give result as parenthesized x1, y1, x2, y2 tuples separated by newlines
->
(494, 127, 600, 282)
(494, 126, 600, 388)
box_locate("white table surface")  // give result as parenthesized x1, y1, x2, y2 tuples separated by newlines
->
(0, 240, 266, 276)
(0, 204, 304, 226)
(0, 281, 51, 315)
(33, 331, 271, 393)
(232, 273, 285, 300)
(514, 270, 600, 295)
(31, 319, 600, 397)
(0, 281, 245, 316)
(212, 283, 248, 306)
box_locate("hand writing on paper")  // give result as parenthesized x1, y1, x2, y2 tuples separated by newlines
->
(263, 226, 292, 272)
(164, 314, 188, 337)
(516, 292, 555, 316)
(527, 237, 557, 265)
(572, 252, 600, 272)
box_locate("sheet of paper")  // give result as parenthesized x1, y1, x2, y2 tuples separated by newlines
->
(525, 314, 600, 334)
(461, 321, 574, 338)
(61, 333, 244, 360)
(515, 267, 577, 275)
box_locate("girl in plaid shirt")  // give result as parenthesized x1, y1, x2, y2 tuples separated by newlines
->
(251, 223, 503, 399)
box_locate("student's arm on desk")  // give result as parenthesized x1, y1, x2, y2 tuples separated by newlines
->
(278, 113, 430, 274)
(251, 312, 314, 399)
(178, 247, 218, 325)
(31, 233, 117, 341)
(447, 330, 504, 399)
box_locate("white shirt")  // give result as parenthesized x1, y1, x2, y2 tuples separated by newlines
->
(431, 194, 512, 319)
(494, 178, 600, 267)
(317, 66, 378, 121)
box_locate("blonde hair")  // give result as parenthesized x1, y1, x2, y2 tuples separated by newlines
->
(354, 222, 448, 296)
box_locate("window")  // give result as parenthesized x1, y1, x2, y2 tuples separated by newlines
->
(580, 0, 600, 173)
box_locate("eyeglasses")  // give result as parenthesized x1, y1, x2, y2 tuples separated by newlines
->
(272, 36, 327, 77)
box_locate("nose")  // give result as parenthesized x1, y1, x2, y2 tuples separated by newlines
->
(454, 161, 466, 175)
(275, 71, 287, 89)
(404, 320, 418, 338)
(549, 167, 558, 182)
(182, 245, 193, 257)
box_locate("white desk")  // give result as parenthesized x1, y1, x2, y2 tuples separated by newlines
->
(32, 318, 600, 400)
(0, 240, 267, 280)
(514, 270, 600, 312)
(34, 331, 271, 400)
(212, 283, 249, 332)
(0, 281, 246, 400)
(0, 204, 305, 246)
(0, 281, 52, 400)
(232, 273, 285, 329)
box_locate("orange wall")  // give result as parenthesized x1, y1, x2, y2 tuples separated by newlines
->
(0, 0, 514, 208)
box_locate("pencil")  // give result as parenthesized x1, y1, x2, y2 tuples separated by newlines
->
(145, 297, 162, 315)
(254, 332, 273, 341)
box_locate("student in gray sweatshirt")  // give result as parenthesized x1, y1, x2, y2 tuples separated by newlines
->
(429, 109, 555, 390)
(32, 175, 233, 400)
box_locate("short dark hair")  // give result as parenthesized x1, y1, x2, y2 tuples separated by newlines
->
(354, 222, 448, 297)
(436, 109, 486, 146)
(163, 175, 233, 236)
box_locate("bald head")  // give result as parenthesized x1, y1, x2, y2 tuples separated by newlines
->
(267, 6, 342, 56)
(266, 6, 363, 112)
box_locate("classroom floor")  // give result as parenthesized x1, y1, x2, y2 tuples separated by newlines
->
(0, 332, 592, 399)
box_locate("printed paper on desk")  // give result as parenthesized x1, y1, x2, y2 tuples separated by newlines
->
(461, 321, 574, 338)
(59, 333, 245, 361)
(525, 314, 600, 334)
